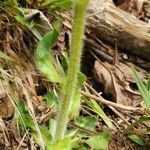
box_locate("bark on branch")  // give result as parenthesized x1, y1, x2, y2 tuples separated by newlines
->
(86, 0, 150, 61)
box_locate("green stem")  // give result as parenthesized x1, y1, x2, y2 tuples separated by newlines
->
(55, 0, 89, 140)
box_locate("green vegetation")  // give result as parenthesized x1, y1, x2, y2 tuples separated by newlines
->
(132, 67, 150, 110)
(0, 0, 150, 149)
(54, 0, 89, 140)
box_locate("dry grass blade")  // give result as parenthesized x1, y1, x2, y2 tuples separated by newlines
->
(20, 81, 45, 150)
(0, 117, 9, 147)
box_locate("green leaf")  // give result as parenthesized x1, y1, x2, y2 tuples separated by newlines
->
(15, 15, 42, 40)
(59, 52, 69, 73)
(47, 138, 75, 150)
(128, 134, 144, 146)
(146, 75, 150, 91)
(14, 101, 52, 147)
(69, 72, 86, 118)
(65, 128, 78, 138)
(132, 67, 150, 110)
(66, 116, 97, 138)
(25, 0, 32, 4)
(84, 97, 115, 130)
(34, 125, 52, 146)
(7, 0, 18, 6)
(44, 90, 59, 107)
(86, 131, 111, 150)
(76, 116, 97, 130)
(49, 118, 57, 139)
(14, 101, 35, 132)
(41, 0, 73, 11)
(35, 21, 64, 83)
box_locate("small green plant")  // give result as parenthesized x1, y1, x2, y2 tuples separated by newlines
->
(132, 67, 150, 110)
(35, 0, 90, 140)
(34, 0, 111, 149)
(124, 115, 150, 146)
(123, 68, 150, 146)
(14, 100, 111, 149)
(54, 0, 89, 140)
(2, 0, 111, 149)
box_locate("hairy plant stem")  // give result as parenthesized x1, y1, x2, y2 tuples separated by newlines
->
(55, 0, 89, 140)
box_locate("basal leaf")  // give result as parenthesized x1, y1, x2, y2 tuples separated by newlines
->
(35, 21, 63, 83)
(49, 118, 57, 139)
(86, 131, 111, 150)
(76, 116, 97, 130)
(47, 138, 75, 150)
(44, 90, 59, 107)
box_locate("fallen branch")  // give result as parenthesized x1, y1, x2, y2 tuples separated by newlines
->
(86, 0, 150, 61)
(81, 90, 139, 111)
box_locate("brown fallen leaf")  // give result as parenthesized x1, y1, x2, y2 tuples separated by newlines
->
(94, 60, 141, 106)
